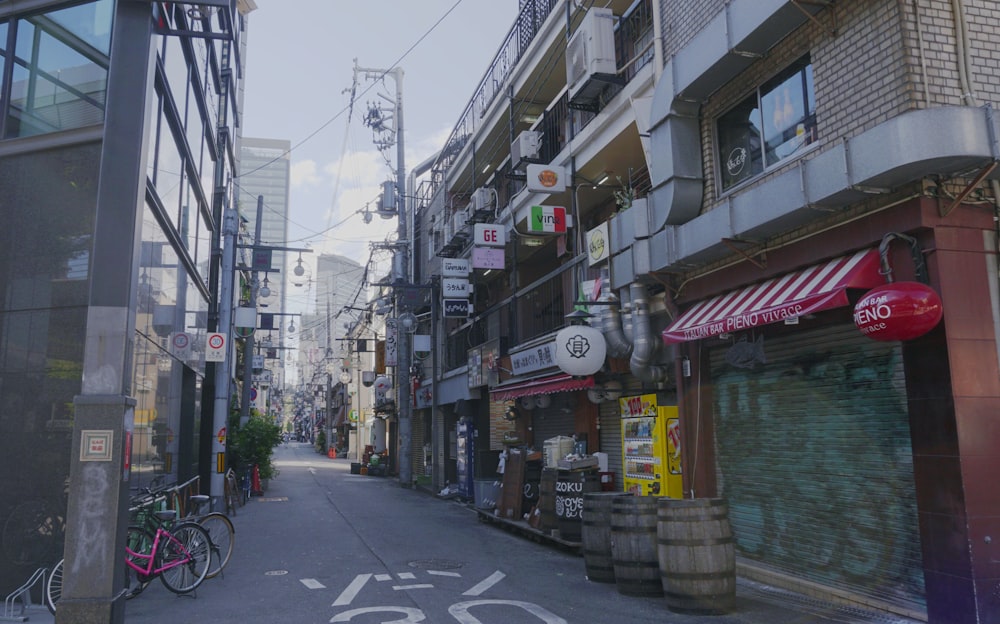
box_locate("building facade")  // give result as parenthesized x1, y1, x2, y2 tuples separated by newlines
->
(411, 1, 1000, 621)
(0, 0, 253, 601)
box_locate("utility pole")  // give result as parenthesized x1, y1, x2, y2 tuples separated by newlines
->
(211, 207, 237, 509)
(239, 195, 264, 426)
(357, 63, 411, 486)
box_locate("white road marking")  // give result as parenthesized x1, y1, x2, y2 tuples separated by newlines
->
(462, 571, 506, 596)
(330, 606, 425, 623)
(397, 572, 416, 579)
(332, 573, 372, 607)
(375, 573, 393, 581)
(300, 578, 325, 589)
(428, 570, 462, 577)
(393, 583, 435, 591)
(449, 599, 567, 624)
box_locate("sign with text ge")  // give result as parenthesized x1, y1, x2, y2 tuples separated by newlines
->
(473, 223, 505, 247)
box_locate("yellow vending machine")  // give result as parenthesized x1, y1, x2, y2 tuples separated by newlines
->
(620, 394, 682, 497)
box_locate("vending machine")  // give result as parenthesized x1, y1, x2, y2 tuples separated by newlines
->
(455, 418, 475, 498)
(620, 394, 682, 497)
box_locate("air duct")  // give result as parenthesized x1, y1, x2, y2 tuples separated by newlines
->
(600, 293, 633, 359)
(629, 283, 670, 383)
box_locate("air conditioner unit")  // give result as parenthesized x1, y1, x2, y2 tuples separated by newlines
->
(511, 130, 541, 169)
(471, 187, 492, 212)
(452, 207, 469, 235)
(566, 7, 617, 104)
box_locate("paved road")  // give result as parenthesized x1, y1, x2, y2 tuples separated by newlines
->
(33, 442, 921, 623)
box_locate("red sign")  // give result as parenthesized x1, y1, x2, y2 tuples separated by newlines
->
(853, 282, 943, 341)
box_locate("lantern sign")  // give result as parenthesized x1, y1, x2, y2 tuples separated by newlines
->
(373, 375, 393, 393)
(554, 324, 607, 376)
(854, 282, 943, 341)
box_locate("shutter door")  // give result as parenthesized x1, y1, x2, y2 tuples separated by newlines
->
(710, 324, 925, 612)
(530, 393, 577, 446)
(597, 398, 622, 490)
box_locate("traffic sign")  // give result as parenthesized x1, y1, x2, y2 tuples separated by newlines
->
(206, 332, 227, 362)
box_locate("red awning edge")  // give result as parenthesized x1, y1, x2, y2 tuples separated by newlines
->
(662, 249, 884, 344)
(490, 373, 594, 402)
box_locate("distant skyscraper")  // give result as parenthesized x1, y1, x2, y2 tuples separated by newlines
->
(239, 137, 291, 388)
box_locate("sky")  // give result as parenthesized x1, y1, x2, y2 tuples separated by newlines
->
(240, 1, 520, 320)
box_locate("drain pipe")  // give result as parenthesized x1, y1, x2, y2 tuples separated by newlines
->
(601, 291, 633, 359)
(629, 283, 670, 383)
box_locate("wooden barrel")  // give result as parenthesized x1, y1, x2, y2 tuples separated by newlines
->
(555, 469, 600, 542)
(657, 498, 736, 614)
(610, 496, 663, 597)
(538, 468, 558, 532)
(581, 492, 629, 583)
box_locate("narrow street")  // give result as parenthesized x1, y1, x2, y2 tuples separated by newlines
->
(78, 443, 918, 624)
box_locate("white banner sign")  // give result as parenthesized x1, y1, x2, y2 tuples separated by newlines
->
(441, 258, 470, 276)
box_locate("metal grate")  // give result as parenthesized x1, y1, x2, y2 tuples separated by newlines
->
(740, 579, 923, 624)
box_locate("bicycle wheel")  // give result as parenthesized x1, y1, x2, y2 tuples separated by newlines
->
(199, 512, 234, 579)
(125, 526, 154, 599)
(45, 558, 63, 614)
(2, 499, 65, 566)
(158, 522, 211, 594)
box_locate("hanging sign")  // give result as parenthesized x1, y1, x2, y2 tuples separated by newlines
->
(587, 222, 610, 265)
(526, 164, 568, 193)
(441, 278, 471, 297)
(441, 258, 470, 276)
(234, 306, 256, 338)
(554, 324, 607, 376)
(443, 299, 471, 318)
(529, 206, 567, 233)
(853, 282, 943, 341)
(471, 246, 505, 270)
(473, 223, 505, 247)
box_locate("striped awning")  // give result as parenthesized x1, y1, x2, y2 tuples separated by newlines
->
(662, 249, 883, 344)
(489, 373, 595, 402)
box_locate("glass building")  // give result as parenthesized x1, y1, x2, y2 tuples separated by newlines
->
(0, 0, 254, 596)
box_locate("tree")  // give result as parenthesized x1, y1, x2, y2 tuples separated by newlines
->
(229, 411, 282, 481)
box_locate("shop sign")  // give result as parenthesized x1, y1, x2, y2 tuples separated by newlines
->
(510, 341, 556, 375)
(588, 222, 609, 265)
(441, 258, 470, 276)
(526, 164, 568, 193)
(443, 299, 470, 318)
(529, 206, 567, 233)
(853, 282, 943, 341)
(441, 278, 470, 297)
(471, 246, 505, 269)
(473, 223, 505, 247)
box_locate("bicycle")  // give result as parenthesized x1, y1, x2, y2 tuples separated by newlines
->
(184, 494, 235, 579)
(126, 508, 212, 594)
(223, 469, 241, 516)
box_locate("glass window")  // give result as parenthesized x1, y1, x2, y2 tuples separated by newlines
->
(5, 0, 112, 138)
(717, 56, 816, 192)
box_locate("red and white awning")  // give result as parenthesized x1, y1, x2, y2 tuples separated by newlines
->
(662, 249, 883, 344)
(489, 373, 595, 402)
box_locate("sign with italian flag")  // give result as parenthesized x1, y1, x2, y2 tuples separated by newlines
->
(529, 205, 567, 233)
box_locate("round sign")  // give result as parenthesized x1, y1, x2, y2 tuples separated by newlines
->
(853, 282, 943, 341)
(554, 324, 607, 376)
(172, 332, 189, 349)
(208, 334, 225, 350)
(374, 375, 392, 392)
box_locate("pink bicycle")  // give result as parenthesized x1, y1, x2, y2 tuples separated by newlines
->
(125, 509, 212, 594)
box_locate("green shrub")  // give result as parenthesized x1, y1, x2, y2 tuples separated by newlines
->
(315, 430, 327, 454)
(230, 413, 282, 481)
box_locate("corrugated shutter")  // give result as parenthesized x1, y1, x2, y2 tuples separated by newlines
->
(530, 393, 577, 446)
(598, 393, 623, 490)
(709, 324, 925, 612)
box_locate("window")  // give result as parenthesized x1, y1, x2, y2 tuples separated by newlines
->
(717, 56, 816, 192)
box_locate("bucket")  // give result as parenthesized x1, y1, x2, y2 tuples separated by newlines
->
(610, 496, 663, 597)
(538, 469, 558, 532)
(657, 498, 736, 614)
(581, 492, 629, 583)
(554, 469, 600, 542)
